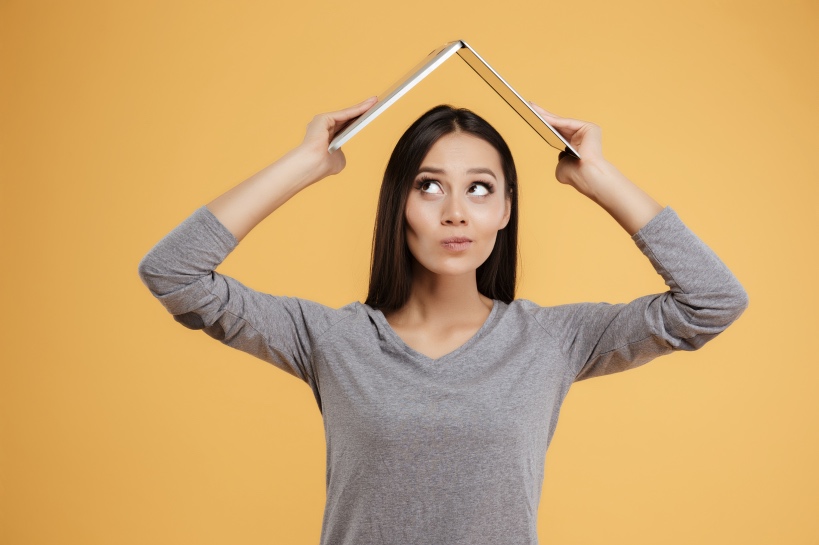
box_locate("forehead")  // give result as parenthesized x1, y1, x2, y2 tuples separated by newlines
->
(420, 132, 503, 175)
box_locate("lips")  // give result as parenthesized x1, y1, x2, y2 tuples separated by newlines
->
(441, 236, 473, 252)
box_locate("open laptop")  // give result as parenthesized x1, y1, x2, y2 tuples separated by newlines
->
(328, 39, 580, 159)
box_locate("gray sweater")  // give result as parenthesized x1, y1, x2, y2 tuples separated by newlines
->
(137, 205, 748, 545)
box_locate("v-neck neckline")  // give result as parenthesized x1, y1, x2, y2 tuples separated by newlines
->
(369, 300, 501, 364)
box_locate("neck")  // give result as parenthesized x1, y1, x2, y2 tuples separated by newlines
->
(386, 262, 493, 326)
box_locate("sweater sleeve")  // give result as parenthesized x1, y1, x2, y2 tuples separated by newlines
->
(136, 205, 346, 398)
(534, 206, 749, 382)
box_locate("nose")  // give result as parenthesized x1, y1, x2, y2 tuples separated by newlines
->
(442, 195, 467, 225)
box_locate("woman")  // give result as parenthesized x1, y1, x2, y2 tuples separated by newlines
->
(138, 96, 748, 544)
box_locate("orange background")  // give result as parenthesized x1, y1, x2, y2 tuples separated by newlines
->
(2, 1, 817, 543)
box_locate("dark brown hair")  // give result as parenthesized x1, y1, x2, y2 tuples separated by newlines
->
(364, 105, 519, 312)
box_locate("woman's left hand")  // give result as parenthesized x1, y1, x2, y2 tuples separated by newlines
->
(529, 101, 664, 235)
(528, 101, 611, 196)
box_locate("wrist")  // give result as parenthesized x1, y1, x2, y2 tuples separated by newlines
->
(575, 160, 663, 235)
(573, 158, 620, 201)
(281, 146, 328, 189)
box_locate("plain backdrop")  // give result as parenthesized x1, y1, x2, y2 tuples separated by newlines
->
(1, 1, 817, 543)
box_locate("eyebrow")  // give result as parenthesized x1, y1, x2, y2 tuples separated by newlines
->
(416, 166, 498, 180)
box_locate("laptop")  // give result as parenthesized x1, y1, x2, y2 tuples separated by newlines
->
(328, 39, 581, 159)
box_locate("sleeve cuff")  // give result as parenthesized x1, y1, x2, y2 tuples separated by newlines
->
(630, 206, 679, 245)
(194, 205, 240, 253)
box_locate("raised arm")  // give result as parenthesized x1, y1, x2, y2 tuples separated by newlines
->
(527, 102, 748, 381)
(136, 97, 375, 394)
(529, 101, 662, 235)
(207, 96, 377, 241)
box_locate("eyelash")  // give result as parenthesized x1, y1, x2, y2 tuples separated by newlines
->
(414, 176, 495, 195)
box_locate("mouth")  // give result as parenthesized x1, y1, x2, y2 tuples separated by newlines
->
(441, 237, 473, 252)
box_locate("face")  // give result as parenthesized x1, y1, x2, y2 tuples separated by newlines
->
(404, 131, 511, 278)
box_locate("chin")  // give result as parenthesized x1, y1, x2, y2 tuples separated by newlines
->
(409, 242, 494, 279)
(415, 257, 488, 278)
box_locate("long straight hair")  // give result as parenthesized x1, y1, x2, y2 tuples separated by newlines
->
(364, 105, 519, 312)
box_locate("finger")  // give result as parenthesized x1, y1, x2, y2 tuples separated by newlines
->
(539, 113, 587, 133)
(529, 101, 586, 132)
(528, 101, 560, 118)
(304, 97, 377, 143)
(328, 96, 378, 123)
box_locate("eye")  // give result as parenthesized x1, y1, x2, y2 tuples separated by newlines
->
(417, 178, 444, 194)
(468, 182, 493, 196)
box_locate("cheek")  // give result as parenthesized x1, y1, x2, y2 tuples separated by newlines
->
(473, 203, 509, 232)
(404, 198, 436, 238)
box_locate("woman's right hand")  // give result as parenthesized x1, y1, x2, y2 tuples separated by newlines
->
(205, 96, 377, 242)
(298, 96, 378, 181)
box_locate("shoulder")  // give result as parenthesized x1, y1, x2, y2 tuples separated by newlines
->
(506, 297, 586, 317)
(501, 298, 559, 335)
(292, 297, 361, 326)
(505, 298, 612, 338)
(260, 296, 363, 343)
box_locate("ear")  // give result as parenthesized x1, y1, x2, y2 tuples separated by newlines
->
(499, 195, 511, 230)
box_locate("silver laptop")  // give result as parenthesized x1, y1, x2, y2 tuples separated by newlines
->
(328, 39, 580, 159)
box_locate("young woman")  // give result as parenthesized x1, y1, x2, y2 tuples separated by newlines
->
(138, 96, 748, 545)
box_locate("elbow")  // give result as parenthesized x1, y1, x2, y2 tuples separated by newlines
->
(733, 284, 750, 315)
(137, 253, 160, 293)
(137, 254, 150, 282)
(137, 254, 222, 326)
(652, 277, 749, 353)
(698, 284, 749, 331)
(721, 279, 750, 325)
(137, 251, 177, 298)
(692, 274, 750, 328)
(662, 281, 750, 345)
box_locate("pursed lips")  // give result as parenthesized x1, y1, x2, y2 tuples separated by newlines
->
(440, 236, 473, 251)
